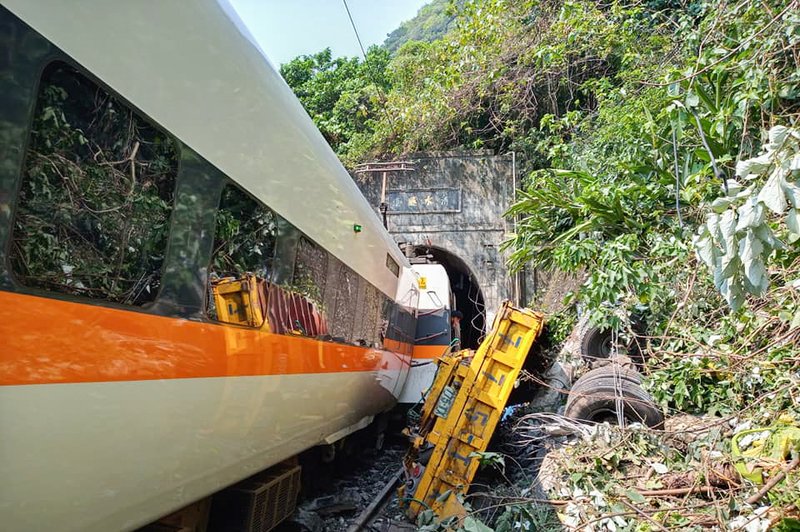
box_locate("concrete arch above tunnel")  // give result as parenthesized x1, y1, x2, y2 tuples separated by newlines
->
(414, 245, 487, 350)
(352, 151, 529, 345)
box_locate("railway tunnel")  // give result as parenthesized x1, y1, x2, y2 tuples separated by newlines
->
(422, 246, 486, 349)
(352, 151, 536, 330)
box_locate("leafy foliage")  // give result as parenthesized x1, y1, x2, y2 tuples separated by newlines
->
(11, 63, 177, 305)
(695, 127, 800, 309)
(210, 185, 277, 278)
(279, 47, 391, 163)
(501, 0, 799, 325)
(278, 1, 800, 526)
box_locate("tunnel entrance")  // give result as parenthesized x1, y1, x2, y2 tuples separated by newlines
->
(422, 247, 486, 350)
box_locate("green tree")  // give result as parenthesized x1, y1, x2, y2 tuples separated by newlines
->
(279, 46, 391, 162)
(383, 0, 459, 53)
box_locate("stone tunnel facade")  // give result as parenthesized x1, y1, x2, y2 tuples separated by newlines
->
(352, 151, 531, 328)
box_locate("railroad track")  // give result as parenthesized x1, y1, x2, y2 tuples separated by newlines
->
(346, 467, 405, 532)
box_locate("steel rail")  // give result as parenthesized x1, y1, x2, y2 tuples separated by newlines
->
(346, 467, 404, 532)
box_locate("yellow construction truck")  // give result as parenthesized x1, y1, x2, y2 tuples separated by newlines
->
(399, 302, 545, 521)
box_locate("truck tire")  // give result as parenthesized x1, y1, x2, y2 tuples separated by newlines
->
(570, 365, 642, 393)
(566, 372, 663, 429)
(579, 326, 615, 361)
(579, 325, 646, 365)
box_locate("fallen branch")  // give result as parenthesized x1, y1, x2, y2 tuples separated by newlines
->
(127, 141, 140, 196)
(620, 500, 669, 531)
(638, 486, 724, 497)
(746, 454, 800, 505)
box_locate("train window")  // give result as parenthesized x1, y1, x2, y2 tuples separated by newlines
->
(328, 260, 358, 342)
(386, 254, 399, 277)
(292, 237, 327, 307)
(206, 184, 277, 326)
(359, 282, 385, 347)
(209, 184, 277, 279)
(9, 62, 178, 305)
(270, 217, 301, 286)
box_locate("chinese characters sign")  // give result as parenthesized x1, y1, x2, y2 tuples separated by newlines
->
(386, 187, 462, 214)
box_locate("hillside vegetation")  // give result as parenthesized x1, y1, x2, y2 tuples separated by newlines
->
(383, 0, 458, 53)
(282, 0, 800, 529)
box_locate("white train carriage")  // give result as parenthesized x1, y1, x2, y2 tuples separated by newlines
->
(0, 1, 436, 530)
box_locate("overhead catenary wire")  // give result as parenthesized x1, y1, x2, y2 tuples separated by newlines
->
(341, 0, 367, 60)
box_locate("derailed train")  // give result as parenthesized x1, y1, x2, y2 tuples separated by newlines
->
(0, 2, 456, 530)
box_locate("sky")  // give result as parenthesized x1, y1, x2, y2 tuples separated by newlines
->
(229, 0, 430, 66)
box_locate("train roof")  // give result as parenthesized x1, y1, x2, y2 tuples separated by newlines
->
(3, 0, 409, 297)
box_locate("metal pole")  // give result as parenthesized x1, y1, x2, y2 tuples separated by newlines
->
(379, 171, 388, 229)
(511, 151, 522, 305)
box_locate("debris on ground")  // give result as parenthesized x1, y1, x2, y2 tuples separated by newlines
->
(283, 300, 800, 532)
(282, 446, 405, 532)
(399, 310, 800, 531)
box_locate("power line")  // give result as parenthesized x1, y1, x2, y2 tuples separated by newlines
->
(342, 0, 367, 60)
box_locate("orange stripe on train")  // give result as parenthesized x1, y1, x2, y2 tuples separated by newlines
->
(412, 344, 452, 360)
(0, 291, 411, 386)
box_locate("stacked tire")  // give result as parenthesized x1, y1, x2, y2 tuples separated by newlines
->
(564, 364, 663, 429)
(579, 321, 647, 365)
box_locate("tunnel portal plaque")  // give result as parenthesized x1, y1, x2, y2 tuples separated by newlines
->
(387, 187, 462, 214)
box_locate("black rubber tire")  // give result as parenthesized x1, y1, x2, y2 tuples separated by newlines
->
(579, 326, 615, 361)
(566, 374, 663, 429)
(570, 365, 643, 393)
(580, 325, 647, 365)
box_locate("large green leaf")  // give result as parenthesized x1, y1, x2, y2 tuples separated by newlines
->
(462, 516, 494, 532)
(788, 209, 800, 242)
(735, 196, 764, 231)
(781, 178, 800, 208)
(694, 230, 716, 269)
(736, 152, 773, 179)
(758, 168, 787, 214)
(719, 209, 737, 256)
(768, 125, 790, 150)
(738, 229, 766, 293)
